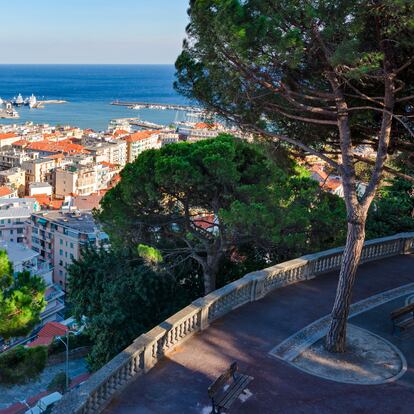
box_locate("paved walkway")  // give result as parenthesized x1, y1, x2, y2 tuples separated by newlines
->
(104, 255, 414, 414)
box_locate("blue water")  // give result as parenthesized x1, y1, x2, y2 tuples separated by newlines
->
(0, 65, 188, 130)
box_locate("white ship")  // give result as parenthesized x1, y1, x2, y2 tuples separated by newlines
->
(0, 97, 3, 106)
(14, 93, 24, 106)
(28, 94, 37, 108)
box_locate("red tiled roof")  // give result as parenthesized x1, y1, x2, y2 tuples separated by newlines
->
(0, 186, 13, 197)
(11, 139, 28, 147)
(0, 133, 17, 140)
(125, 130, 158, 143)
(113, 129, 129, 137)
(27, 335, 54, 347)
(100, 161, 117, 168)
(38, 321, 68, 337)
(192, 214, 216, 230)
(26, 140, 89, 155)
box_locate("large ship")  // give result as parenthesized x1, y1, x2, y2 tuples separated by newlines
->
(14, 93, 24, 106)
(28, 94, 37, 108)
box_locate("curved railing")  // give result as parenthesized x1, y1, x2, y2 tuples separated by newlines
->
(53, 232, 414, 414)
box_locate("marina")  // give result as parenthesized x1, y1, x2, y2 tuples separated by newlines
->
(111, 100, 201, 112)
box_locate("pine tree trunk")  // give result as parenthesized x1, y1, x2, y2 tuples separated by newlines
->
(325, 217, 366, 352)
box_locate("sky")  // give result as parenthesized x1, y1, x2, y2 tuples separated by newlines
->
(0, 0, 190, 64)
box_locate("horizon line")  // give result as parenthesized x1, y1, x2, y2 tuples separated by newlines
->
(0, 62, 176, 65)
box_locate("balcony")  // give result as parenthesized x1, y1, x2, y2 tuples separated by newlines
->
(41, 297, 65, 320)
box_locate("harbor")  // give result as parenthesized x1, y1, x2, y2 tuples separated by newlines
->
(111, 100, 202, 112)
(0, 94, 67, 119)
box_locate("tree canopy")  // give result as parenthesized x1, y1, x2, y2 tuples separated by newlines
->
(97, 135, 347, 294)
(67, 247, 200, 370)
(0, 254, 46, 340)
(175, 0, 414, 352)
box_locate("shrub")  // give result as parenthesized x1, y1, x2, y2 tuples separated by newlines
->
(48, 332, 92, 355)
(47, 371, 69, 393)
(0, 345, 48, 385)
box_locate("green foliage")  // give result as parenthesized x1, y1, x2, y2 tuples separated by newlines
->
(0, 250, 12, 290)
(0, 260, 46, 339)
(175, 0, 414, 164)
(47, 372, 69, 393)
(366, 178, 414, 238)
(97, 135, 346, 293)
(137, 244, 163, 265)
(0, 345, 47, 385)
(48, 333, 92, 355)
(67, 247, 200, 370)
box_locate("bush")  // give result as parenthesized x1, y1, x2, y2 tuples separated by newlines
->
(47, 371, 69, 393)
(0, 345, 48, 385)
(48, 332, 92, 355)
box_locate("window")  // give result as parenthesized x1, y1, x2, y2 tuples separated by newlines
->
(59, 249, 63, 256)
(70, 254, 74, 260)
(10, 230, 13, 235)
(70, 242, 74, 249)
(60, 239, 63, 245)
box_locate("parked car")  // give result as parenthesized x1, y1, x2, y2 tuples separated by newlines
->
(25, 392, 62, 414)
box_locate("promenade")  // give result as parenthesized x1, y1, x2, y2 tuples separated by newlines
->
(104, 254, 414, 414)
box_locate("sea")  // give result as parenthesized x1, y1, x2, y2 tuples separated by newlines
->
(0, 65, 190, 131)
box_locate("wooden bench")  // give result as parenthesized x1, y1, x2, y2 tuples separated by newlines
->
(208, 362, 253, 414)
(391, 303, 414, 335)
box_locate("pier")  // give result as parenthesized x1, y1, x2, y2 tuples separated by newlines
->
(110, 101, 201, 112)
(129, 120, 165, 130)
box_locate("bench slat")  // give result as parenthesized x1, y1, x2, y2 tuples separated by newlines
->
(208, 362, 238, 398)
(221, 376, 253, 409)
(215, 375, 250, 406)
(391, 303, 414, 320)
(396, 319, 414, 330)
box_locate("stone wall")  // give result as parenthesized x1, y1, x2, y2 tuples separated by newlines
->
(52, 232, 414, 414)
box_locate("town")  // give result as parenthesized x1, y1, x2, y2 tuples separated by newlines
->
(0, 112, 374, 345)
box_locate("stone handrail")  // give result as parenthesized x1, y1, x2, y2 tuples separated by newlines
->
(53, 232, 414, 414)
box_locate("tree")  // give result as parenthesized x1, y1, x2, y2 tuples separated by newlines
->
(0, 260, 46, 340)
(0, 345, 48, 385)
(175, 0, 414, 352)
(97, 135, 345, 294)
(67, 247, 199, 370)
(97, 135, 282, 293)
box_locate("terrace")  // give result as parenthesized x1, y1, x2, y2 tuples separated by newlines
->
(53, 233, 414, 414)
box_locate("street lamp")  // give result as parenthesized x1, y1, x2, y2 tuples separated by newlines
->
(56, 330, 77, 391)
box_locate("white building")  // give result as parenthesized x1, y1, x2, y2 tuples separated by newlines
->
(0, 197, 40, 243)
(29, 182, 53, 196)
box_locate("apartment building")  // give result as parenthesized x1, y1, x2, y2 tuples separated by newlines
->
(125, 130, 160, 163)
(21, 157, 55, 190)
(158, 132, 181, 146)
(0, 149, 37, 169)
(0, 167, 26, 196)
(0, 197, 40, 243)
(0, 241, 64, 325)
(86, 140, 127, 166)
(29, 211, 108, 289)
(55, 164, 97, 197)
(55, 161, 119, 198)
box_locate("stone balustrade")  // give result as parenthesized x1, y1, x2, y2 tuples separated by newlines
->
(52, 232, 414, 414)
